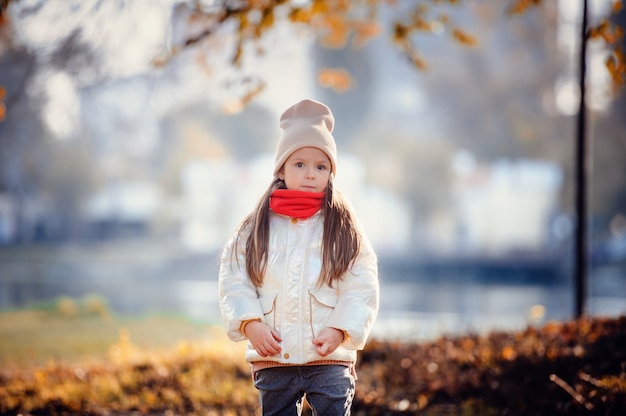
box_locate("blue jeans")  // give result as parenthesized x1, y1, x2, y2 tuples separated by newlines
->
(253, 365, 355, 416)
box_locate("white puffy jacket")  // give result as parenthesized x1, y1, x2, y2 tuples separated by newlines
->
(218, 210, 379, 365)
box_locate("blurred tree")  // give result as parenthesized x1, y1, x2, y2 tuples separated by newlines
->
(0, 0, 623, 246)
(0, 8, 98, 241)
(0, 0, 623, 112)
(417, 2, 568, 161)
(160, 0, 623, 107)
(589, 3, 626, 244)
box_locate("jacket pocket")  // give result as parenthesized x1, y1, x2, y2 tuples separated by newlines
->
(259, 293, 278, 330)
(308, 289, 338, 339)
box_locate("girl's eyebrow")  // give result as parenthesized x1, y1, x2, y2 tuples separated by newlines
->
(291, 158, 329, 164)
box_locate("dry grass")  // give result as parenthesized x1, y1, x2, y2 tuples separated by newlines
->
(0, 295, 215, 367)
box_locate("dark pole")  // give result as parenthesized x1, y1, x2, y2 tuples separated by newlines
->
(574, 0, 589, 319)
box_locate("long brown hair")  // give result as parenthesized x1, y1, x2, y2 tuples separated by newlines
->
(233, 176, 362, 288)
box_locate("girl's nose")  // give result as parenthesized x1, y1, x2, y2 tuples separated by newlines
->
(306, 167, 316, 178)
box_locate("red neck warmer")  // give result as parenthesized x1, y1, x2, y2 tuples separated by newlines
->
(270, 189, 325, 219)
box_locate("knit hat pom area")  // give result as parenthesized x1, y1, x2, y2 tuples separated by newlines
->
(273, 99, 338, 177)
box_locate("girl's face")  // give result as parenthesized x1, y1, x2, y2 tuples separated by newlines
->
(278, 147, 332, 193)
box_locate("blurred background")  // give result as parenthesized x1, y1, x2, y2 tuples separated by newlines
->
(1, 0, 625, 342)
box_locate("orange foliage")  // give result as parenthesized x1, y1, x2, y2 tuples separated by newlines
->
(508, 0, 543, 15)
(318, 67, 353, 92)
(606, 46, 626, 89)
(319, 13, 350, 48)
(589, 15, 626, 89)
(351, 20, 382, 47)
(158, 0, 626, 97)
(222, 79, 266, 114)
(452, 28, 478, 47)
(0, 316, 625, 414)
(356, 316, 626, 415)
(589, 19, 622, 45)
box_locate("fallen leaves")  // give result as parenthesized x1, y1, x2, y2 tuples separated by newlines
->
(354, 315, 626, 415)
(1, 315, 624, 415)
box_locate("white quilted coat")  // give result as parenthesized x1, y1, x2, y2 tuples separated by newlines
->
(218, 210, 379, 365)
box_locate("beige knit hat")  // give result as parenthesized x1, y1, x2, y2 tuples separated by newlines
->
(273, 99, 337, 177)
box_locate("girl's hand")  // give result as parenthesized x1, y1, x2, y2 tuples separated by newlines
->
(312, 327, 345, 357)
(244, 321, 282, 357)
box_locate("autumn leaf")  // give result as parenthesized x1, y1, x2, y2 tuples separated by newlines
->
(320, 13, 350, 48)
(289, 7, 313, 24)
(318, 67, 353, 92)
(606, 51, 626, 88)
(414, 17, 436, 32)
(222, 80, 266, 114)
(452, 28, 478, 47)
(351, 20, 382, 47)
(508, 0, 543, 15)
(589, 20, 611, 40)
(501, 345, 517, 360)
(409, 50, 428, 71)
(249, 0, 269, 8)
(393, 22, 409, 44)
(256, 7, 275, 38)
(232, 41, 243, 66)
(311, 0, 329, 16)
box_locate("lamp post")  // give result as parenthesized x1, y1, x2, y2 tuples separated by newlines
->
(574, 0, 589, 319)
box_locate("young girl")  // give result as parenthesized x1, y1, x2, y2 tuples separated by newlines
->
(218, 99, 379, 415)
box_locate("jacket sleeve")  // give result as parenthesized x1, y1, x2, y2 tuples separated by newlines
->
(218, 228, 264, 342)
(326, 234, 379, 351)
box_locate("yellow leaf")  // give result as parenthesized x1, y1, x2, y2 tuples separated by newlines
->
(413, 17, 434, 32)
(351, 20, 382, 47)
(606, 55, 617, 72)
(260, 7, 274, 31)
(320, 13, 349, 48)
(318, 67, 353, 92)
(327, 0, 351, 14)
(452, 28, 478, 47)
(613, 0, 623, 14)
(311, 0, 328, 15)
(410, 51, 428, 71)
(289, 7, 312, 24)
(508, 0, 543, 15)
(238, 13, 249, 31)
(501, 345, 517, 361)
(589, 19, 610, 40)
(222, 82, 266, 115)
(417, 393, 429, 410)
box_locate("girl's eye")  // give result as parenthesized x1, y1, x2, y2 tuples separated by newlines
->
(317, 165, 327, 171)
(296, 162, 304, 168)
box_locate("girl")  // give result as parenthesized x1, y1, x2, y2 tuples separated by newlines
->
(218, 99, 379, 415)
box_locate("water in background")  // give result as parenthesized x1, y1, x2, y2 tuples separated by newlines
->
(1, 240, 625, 342)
